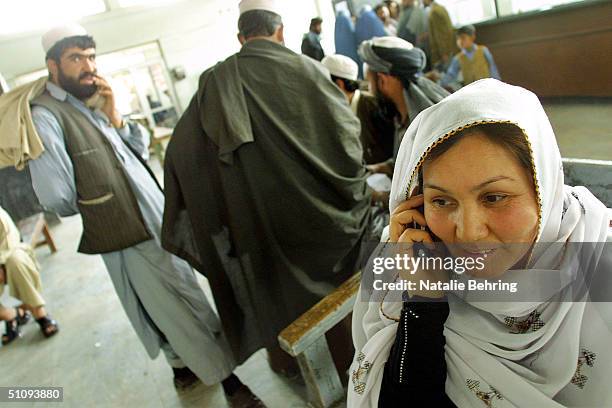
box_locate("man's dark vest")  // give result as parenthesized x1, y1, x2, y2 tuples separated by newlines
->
(32, 92, 154, 254)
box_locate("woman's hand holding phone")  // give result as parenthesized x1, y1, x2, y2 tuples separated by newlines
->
(390, 195, 447, 299)
(390, 195, 432, 243)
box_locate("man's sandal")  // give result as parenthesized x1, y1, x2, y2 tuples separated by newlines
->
(2, 307, 31, 345)
(36, 316, 59, 338)
(2, 319, 20, 345)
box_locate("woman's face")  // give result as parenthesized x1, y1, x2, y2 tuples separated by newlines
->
(422, 132, 539, 278)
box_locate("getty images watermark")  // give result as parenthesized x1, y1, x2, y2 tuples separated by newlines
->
(359, 241, 612, 302)
(370, 249, 518, 294)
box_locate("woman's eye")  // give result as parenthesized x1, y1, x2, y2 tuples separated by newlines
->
(431, 198, 452, 207)
(484, 194, 507, 203)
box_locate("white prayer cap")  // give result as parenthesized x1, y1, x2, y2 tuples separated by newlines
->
(42, 23, 88, 54)
(322, 55, 359, 81)
(239, 0, 283, 16)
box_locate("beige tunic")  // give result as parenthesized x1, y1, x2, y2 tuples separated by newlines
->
(0, 206, 22, 264)
(0, 206, 44, 307)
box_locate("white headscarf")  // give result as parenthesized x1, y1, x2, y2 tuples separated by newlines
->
(348, 79, 612, 407)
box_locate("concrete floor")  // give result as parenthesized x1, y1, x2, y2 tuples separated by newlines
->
(543, 100, 612, 161)
(0, 213, 314, 408)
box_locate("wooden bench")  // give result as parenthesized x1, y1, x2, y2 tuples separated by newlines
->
(16, 213, 57, 254)
(562, 158, 612, 207)
(278, 273, 361, 408)
(277, 158, 612, 408)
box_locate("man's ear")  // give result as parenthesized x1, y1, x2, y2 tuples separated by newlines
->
(237, 33, 246, 45)
(47, 59, 59, 82)
(275, 24, 285, 44)
(378, 72, 388, 92)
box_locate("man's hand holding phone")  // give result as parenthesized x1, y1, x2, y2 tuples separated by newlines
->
(93, 75, 123, 129)
(390, 195, 447, 299)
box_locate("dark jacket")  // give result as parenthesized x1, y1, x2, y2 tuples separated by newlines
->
(301, 31, 325, 61)
(356, 91, 395, 164)
(162, 39, 372, 362)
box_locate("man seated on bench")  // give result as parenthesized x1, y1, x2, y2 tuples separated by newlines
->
(0, 205, 59, 345)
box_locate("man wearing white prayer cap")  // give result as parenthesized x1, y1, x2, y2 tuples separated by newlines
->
(163, 0, 387, 387)
(237, 0, 284, 44)
(28, 25, 262, 405)
(322, 54, 359, 81)
(322, 55, 395, 165)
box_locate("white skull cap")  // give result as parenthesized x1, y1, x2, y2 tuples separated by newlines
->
(42, 23, 88, 54)
(322, 55, 359, 81)
(239, 0, 283, 16)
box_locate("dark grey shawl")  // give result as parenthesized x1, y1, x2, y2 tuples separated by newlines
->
(162, 39, 373, 363)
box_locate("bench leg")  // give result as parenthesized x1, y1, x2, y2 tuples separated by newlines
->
(296, 336, 344, 408)
(42, 224, 57, 253)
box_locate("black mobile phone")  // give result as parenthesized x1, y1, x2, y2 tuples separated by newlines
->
(411, 175, 427, 232)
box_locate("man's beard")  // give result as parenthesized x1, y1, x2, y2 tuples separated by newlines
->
(58, 69, 97, 100)
(375, 92, 399, 122)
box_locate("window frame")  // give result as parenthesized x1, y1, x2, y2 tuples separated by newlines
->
(474, 0, 604, 26)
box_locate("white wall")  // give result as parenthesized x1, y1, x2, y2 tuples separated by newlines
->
(0, 0, 336, 111)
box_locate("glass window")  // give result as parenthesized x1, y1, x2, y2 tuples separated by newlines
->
(1, 0, 106, 35)
(101, 45, 180, 128)
(496, 0, 586, 16)
(437, 0, 498, 25)
(108, 71, 144, 116)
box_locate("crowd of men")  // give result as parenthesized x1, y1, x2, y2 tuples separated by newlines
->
(328, 0, 500, 90)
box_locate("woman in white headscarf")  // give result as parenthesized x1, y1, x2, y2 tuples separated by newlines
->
(348, 78, 611, 407)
